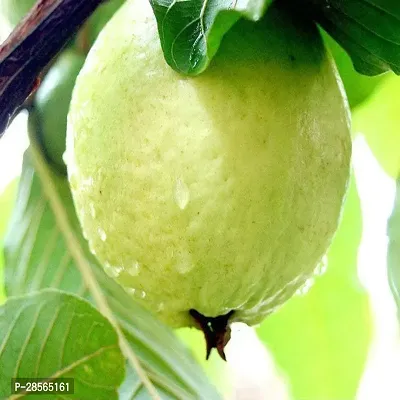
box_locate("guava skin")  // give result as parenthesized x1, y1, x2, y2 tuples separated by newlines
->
(30, 50, 85, 172)
(67, 0, 351, 329)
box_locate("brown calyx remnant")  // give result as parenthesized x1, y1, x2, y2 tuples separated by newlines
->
(189, 309, 235, 361)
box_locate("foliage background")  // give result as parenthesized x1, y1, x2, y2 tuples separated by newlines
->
(1, 8, 400, 400)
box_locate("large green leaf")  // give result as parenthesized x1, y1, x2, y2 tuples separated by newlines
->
(150, 0, 273, 75)
(322, 32, 387, 109)
(0, 290, 125, 400)
(309, 0, 400, 76)
(151, 0, 400, 77)
(387, 179, 400, 311)
(257, 173, 372, 400)
(3, 137, 221, 399)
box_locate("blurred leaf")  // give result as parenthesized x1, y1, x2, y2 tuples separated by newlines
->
(257, 173, 372, 400)
(150, 0, 273, 75)
(322, 31, 387, 109)
(0, 0, 34, 28)
(0, 289, 125, 400)
(352, 75, 400, 178)
(0, 179, 18, 304)
(86, 0, 125, 46)
(309, 0, 400, 76)
(31, 49, 85, 173)
(387, 179, 400, 311)
(3, 139, 221, 399)
(0, 252, 3, 305)
(0, 179, 18, 240)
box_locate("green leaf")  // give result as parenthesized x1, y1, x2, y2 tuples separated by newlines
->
(3, 138, 221, 399)
(387, 179, 400, 311)
(0, 179, 18, 305)
(0, 289, 125, 400)
(322, 31, 387, 109)
(257, 172, 372, 400)
(308, 0, 400, 76)
(0, 179, 18, 240)
(150, 0, 273, 75)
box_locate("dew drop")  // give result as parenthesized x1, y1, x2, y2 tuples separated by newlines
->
(174, 178, 190, 210)
(104, 262, 123, 278)
(89, 203, 96, 218)
(295, 277, 315, 296)
(127, 261, 140, 276)
(97, 228, 107, 242)
(157, 302, 165, 312)
(81, 176, 94, 188)
(125, 287, 146, 299)
(314, 255, 328, 276)
(88, 240, 96, 255)
(175, 260, 194, 274)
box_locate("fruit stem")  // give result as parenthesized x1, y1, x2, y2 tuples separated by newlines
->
(189, 309, 234, 361)
(0, 0, 106, 137)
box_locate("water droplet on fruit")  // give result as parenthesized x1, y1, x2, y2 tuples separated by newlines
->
(97, 228, 107, 241)
(89, 203, 96, 218)
(81, 176, 94, 188)
(125, 287, 146, 299)
(174, 178, 190, 210)
(127, 261, 140, 276)
(295, 277, 314, 296)
(175, 259, 194, 274)
(314, 255, 328, 276)
(88, 239, 96, 255)
(104, 262, 123, 278)
(157, 302, 165, 312)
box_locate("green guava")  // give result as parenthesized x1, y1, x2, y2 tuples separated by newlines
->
(322, 32, 386, 109)
(352, 75, 400, 178)
(66, 0, 351, 357)
(30, 50, 85, 172)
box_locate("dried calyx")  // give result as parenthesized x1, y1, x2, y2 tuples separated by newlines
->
(189, 309, 234, 361)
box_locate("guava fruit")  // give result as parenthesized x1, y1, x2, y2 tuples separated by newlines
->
(66, 0, 351, 358)
(352, 75, 400, 178)
(30, 50, 85, 172)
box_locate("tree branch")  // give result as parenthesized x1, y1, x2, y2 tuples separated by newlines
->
(0, 0, 106, 137)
